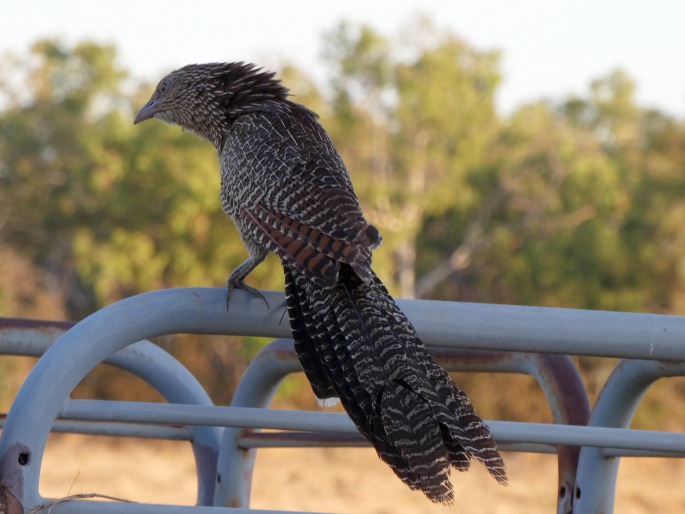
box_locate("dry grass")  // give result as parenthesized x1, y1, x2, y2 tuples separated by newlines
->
(38, 434, 685, 513)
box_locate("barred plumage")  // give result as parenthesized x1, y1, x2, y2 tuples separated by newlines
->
(135, 61, 507, 504)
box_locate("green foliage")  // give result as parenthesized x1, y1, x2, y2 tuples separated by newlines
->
(0, 40, 284, 314)
(321, 19, 501, 297)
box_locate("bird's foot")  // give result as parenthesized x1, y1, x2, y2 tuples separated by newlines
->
(225, 278, 270, 312)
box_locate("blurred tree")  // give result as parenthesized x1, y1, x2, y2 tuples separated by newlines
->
(474, 101, 628, 309)
(559, 70, 685, 312)
(322, 19, 501, 298)
(0, 40, 130, 314)
(0, 40, 287, 316)
(0, 41, 282, 403)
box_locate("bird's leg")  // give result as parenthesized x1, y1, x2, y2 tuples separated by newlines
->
(226, 252, 269, 311)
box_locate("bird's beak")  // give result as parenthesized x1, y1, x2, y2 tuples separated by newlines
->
(134, 99, 158, 124)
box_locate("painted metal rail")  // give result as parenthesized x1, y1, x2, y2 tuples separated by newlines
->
(0, 287, 684, 513)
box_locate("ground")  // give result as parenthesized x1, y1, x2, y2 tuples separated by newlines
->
(38, 434, 685, 513)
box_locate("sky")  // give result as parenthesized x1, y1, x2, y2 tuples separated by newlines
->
(2, 0, 685, 117)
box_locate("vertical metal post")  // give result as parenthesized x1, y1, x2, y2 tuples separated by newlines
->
(574, 360, 685, 513)
(214, 339, 300, 508)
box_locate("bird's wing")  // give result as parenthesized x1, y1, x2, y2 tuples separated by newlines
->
(240, 201, 373, 287)
(224, 107, 378, 286)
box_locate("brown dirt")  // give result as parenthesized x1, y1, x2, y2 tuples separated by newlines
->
(38, 434, 685, 513)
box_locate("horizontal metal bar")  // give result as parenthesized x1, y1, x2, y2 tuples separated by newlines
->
(237, 289, 685, 360)
(14, 287, 685, 361)
(500, 442, 558, 455)
(61, 400, 356, 433)
(235, 430, 559, 454)
(31, 499, 323, 514)
(0, 318, 74, 356)
(55, 420, 191, 440)
(397, 297, 685, 361)
(603, 448, 685, 458)
(0, 416, 192, 441)
(60, 399, 685, 454)
(494, 421, 685, 454)
(236, 430, 367, 448)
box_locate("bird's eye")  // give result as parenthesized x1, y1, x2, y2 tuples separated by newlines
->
(159, 81, 169, 94)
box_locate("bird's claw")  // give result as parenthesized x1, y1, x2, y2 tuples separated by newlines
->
(225, 279, 270, 312)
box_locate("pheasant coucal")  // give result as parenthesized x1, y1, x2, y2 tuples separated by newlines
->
(134, 62, 506, 503)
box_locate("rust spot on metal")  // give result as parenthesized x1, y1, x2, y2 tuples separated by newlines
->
(0, 317, 74, 332)
(429, 347, 513, 367)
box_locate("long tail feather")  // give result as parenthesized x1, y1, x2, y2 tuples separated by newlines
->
(283, 261, 507, 504)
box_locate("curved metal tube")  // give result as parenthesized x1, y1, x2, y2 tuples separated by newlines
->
(574, 359, 685, 513)
(0, 315, 222, 506)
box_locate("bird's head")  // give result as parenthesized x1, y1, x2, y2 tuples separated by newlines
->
(134, 62, 290, 148)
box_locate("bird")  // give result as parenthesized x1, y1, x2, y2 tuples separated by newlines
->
(134, 62, 507, 503)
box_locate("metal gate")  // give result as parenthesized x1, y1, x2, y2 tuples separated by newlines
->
(1, 287, 684, 513)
